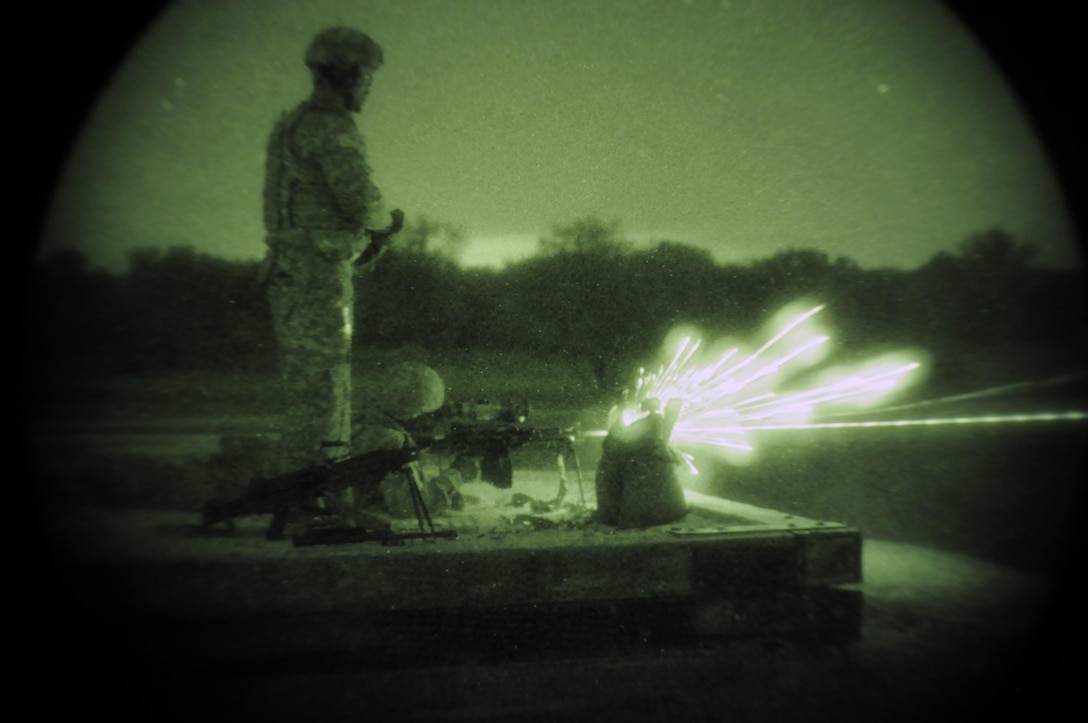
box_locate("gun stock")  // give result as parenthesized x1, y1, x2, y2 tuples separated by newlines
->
(202, 447, 417, 540)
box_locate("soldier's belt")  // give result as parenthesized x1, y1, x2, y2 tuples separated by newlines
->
(266, 229, 364, 261)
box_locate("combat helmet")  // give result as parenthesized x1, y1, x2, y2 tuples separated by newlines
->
(305, 27, 383, 71)
(377, 362, 445, 421)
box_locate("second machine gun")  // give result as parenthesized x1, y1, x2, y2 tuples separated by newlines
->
(201, 446, 453, 543)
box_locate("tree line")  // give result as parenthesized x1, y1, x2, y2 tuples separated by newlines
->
(27, 219, 1086, 395)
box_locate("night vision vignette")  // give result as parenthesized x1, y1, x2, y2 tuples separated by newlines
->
(23, 2, 1085, 722)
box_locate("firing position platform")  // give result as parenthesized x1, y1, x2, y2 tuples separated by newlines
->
(49, 473, 862, 674)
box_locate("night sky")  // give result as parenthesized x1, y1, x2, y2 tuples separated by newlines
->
(38, 0, 1081, 272)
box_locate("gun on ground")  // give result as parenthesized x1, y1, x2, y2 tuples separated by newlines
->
(201, 446, 438, 541)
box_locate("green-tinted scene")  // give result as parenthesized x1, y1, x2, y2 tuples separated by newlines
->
(27, 1, 1083, 721)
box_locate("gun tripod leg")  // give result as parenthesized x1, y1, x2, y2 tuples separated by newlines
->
(405, 467, 436, 534)
(551, 444, 587, 508)
(570, 447, 587, 507)
(553, 453, 568, 506)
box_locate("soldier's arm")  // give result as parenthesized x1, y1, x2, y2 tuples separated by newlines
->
(301, 111, 383, 233)
(261, 114, 289, 236)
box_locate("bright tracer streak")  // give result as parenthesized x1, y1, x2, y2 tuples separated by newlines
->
(626, 305, 923, 454)
(586, 411, 1088, 437)
(741, 411, 1088, 430)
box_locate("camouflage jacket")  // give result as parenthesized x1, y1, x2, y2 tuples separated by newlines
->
(263, 95, 383, 253)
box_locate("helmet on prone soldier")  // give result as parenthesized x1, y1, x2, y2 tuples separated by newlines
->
(378, 362, 445, 421)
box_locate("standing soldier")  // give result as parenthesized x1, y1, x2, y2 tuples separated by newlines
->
(262, 27, 401, 519)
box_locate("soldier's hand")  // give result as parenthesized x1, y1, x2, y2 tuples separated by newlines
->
(370, 209, 404, 243)
(388, 208, 405, 232)
(356, 209, 405, 266)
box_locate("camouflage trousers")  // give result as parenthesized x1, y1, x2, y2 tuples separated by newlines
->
(265, 240, 355, 479)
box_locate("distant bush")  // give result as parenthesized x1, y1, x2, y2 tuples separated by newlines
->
(29, 223, 1085, 396)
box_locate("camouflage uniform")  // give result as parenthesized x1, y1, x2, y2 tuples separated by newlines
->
(351, 363, 460, 518)
(261, 28, 385, 478)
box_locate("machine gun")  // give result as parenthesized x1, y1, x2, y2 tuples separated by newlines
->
(201, 447, 432, 541)
(409, 399, 586, 505)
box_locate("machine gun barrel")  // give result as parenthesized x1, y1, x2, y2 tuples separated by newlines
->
(421, 423, 579, 454)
